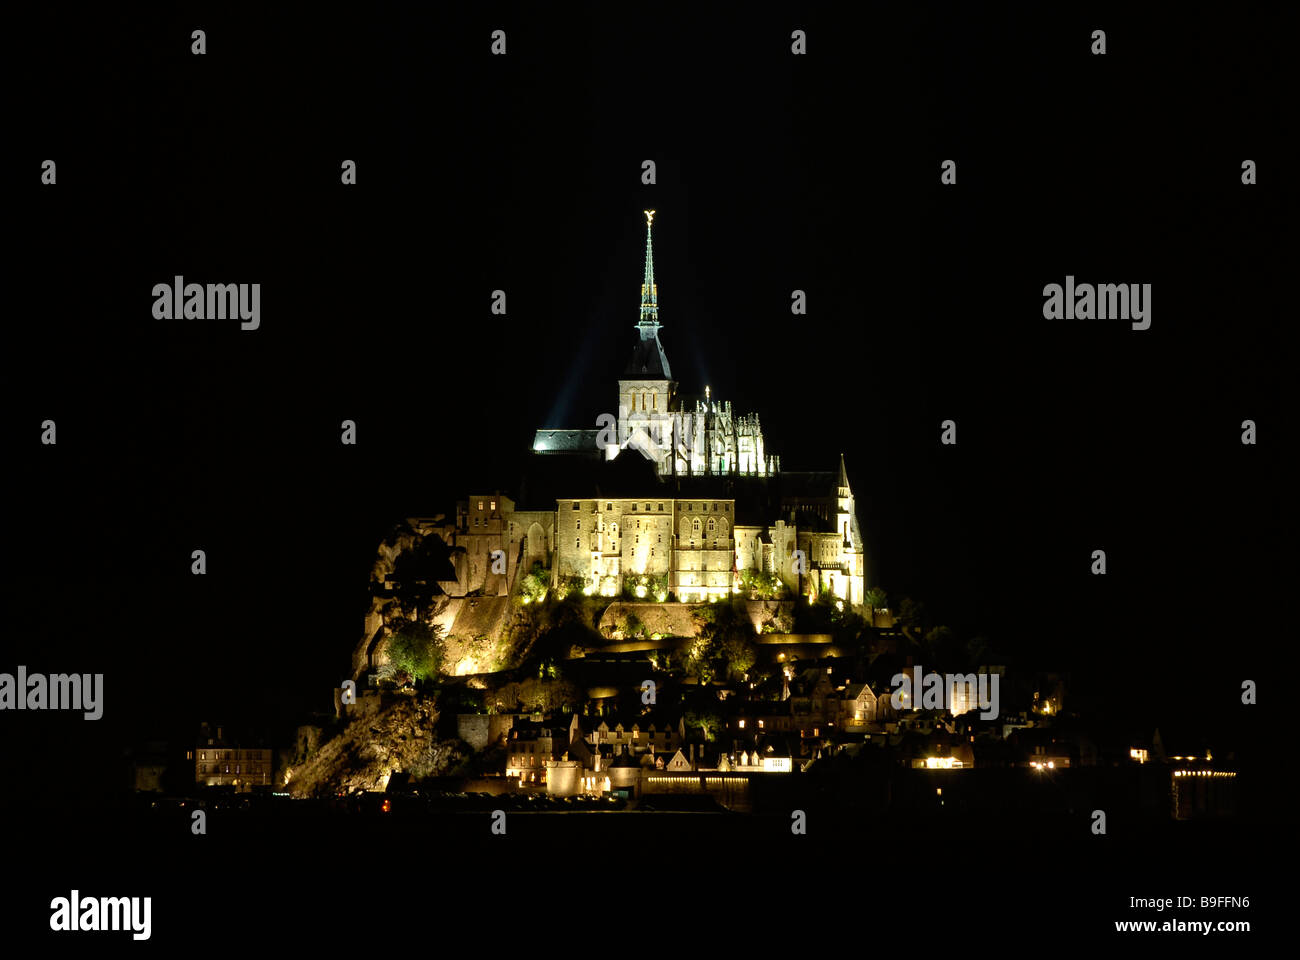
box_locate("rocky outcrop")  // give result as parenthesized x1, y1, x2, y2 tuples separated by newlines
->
(597, 602, 705, 640)
(283, 693, 464, 797)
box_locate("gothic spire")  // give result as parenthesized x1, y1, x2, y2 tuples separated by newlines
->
(639, 210, 659, 329)
(624, 209, 672, 379)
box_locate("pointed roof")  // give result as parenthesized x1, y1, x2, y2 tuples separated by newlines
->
(624, 210, 673, 379)
(838, 452, 851, 491)
(640, 210, 659, 326)
(624, 335, 672, 379)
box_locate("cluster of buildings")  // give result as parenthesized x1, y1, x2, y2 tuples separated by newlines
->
(403, 210, 867, 608)
(472, 664, 1076, 803)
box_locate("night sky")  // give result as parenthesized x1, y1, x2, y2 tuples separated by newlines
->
(7, 2, 1284, 817)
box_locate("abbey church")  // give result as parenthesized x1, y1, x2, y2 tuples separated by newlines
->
(432, 212, 866, 609)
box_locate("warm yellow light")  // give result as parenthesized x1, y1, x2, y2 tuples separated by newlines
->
(645, 209, 655, 226)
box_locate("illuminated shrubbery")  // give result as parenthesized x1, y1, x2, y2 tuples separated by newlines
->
(382, 620, 445, 684)
(553, 575, 588, 600)
(622, 572, 669, 601)
(518, 562, 550, 604)
(739, 569, 784, 599)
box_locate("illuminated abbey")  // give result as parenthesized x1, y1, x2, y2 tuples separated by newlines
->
(532, 211, 776, 478)
(514, 212, 866, 606)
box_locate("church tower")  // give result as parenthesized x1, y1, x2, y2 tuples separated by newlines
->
(616, 210, 677, 468)
(835, 452, 865, 606)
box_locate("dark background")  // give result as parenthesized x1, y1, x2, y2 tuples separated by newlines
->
(2, 1, 1286, 940)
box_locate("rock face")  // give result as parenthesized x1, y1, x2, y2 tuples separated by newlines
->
(597, 602, 705, 640)
(283, 693, 463, 797)
(351, 520, 522, 681)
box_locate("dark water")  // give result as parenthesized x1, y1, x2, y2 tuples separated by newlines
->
(6, 784, 1273, 946)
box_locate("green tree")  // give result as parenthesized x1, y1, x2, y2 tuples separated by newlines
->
(684, 636, 716, 683)
(385, 620, 445, 683)
(684, 708, 724, 742)
(519, 562, 549, 603)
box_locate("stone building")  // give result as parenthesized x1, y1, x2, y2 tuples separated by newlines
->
(505, 719, 570, 786)
(194, 722, 272, 790)
(376, 210, 867, 628)
(527, 210, 866, 606)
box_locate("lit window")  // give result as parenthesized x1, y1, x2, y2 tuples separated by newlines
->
(490, 501, 496, 510)
(478, 501, 484, 510)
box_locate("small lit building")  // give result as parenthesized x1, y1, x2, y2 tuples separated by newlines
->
(194, 722, 272, 790)
(506, 720, 569, 785)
